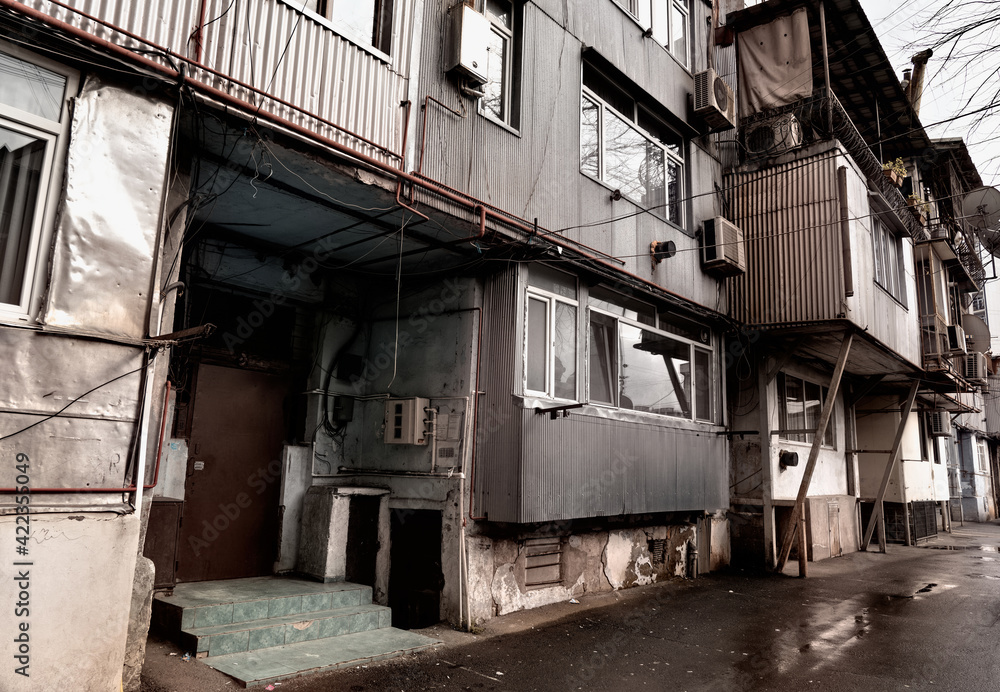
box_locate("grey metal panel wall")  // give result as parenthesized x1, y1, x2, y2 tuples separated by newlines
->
(727, 150, 844, 325)
(518, 412, 728, 522)
(26, 0, 414, 163)
(415, 0, 724, 309)
(474, 267, 523, 522)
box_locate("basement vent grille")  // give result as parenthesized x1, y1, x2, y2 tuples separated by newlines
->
(438, 446, 456, 458)
(648, 539, 667, 564)
(523, 537, 563, 589)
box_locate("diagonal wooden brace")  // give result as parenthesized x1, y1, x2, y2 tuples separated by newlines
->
(860, 379, 919, 551)
(774, 330, 853, 574)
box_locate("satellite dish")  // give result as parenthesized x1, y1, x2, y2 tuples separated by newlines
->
(962, 313, 992, 353)
(961, 186, 1000, 230)
(981, 227, 1000, 256)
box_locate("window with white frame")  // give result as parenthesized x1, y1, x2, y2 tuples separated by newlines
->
(0, 46, 73, 319)
(475, 0, 519, 126)
(776, 373, 835, 447)
(587, 287, 716, 421)
(978, 437, 989, 472)
(581, 61, 684, 225)
(525, 265, 577, 400)
(872, 213, 906, 305)
(297, 0, 394, 55)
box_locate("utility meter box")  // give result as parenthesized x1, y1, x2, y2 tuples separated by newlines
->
(447, 4, 490, 84)
(384, 397, 430, 445)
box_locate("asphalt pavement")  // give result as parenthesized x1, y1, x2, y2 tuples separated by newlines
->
(142, 520, 1000, 692)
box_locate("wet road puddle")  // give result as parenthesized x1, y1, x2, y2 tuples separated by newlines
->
(920, 545, 999, 552)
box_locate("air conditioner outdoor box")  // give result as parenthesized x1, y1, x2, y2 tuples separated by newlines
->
(744, 114, 803, 156)
(927, 410, 952, 438)
(702, 216, 746, 277)
(963, 352, 988, 384)
(446, 4, 490, 85)
(694, 68, 736, 132)
(947, 324, 967, 354)
(384, 397, 430, 445)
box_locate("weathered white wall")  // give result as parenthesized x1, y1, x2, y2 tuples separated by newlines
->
(768, 361, 849, 501)
(0, 513, 139, 691)
(465, 523, 700, 624)
(856, 396, 905, 502)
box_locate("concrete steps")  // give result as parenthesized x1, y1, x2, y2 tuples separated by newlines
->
(152, 577, 439, 687)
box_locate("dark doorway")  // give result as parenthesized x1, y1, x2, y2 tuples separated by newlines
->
(175, 363, 290, 582)
(345, 495, 381, 587)
(389, 509, 443, 629)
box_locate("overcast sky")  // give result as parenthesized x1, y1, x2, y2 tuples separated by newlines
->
(858, 0, 1000, 186)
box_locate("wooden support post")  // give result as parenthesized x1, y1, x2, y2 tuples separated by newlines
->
(797, 515, 808, 577)
(774, 331, 853, 574)
(860, 380, 919, 551)
(759, 358, 777, 569)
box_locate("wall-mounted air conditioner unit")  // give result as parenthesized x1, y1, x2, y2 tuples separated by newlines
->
(446, 4, 490, 85)
(744, 114, 803, 156)
(927, 410, 952, 438)
(702, 217, 746, 277)
(946, 324, 967, 354)
(694, 68, 736, 132)
(384, 397, 430, 445)
(963, 352, 988, 384)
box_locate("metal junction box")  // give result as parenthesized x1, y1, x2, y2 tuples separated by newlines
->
(447, 4, 490, 84)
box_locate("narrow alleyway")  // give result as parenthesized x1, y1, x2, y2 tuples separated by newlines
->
(142, 522, 1000, 692)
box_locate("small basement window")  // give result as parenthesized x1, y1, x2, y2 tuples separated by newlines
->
(523, 537, 563, 589)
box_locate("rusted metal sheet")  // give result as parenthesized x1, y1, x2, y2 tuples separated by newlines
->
(43, 79, 172, 338)
(727, 149, 843, 325)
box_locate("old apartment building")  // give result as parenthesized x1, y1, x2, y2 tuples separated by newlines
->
(0, 0, 995, 688)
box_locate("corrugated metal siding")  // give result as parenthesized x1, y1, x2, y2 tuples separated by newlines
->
(475, 266, 522, 521)
(727, 150, 844, 325)
(518, 413, 728, 522)
(25, 0, 413, 162)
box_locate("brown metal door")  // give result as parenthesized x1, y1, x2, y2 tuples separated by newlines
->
(176, 364, 289, 582)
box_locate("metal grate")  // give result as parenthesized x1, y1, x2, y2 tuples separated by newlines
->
(648, 538, 667, 564)
(523, 537, 563, 588)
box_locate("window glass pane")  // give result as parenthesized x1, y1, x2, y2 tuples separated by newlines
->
(785, 376, 806, 442)
(329, 0, 378, 47)
(604, 110, 661, 210)
(0, 52, 66, 121)
(486, 0, 512, 27)
(589, 312, 617, 404)
(804, 380, 822, 441)
(528, 263, 576, 298)
(527, 297, 548, 392)
(0, 126, 45, 305)
(554, 302, 577, 399)
(582, 64, 634, 119)
(666, 157, 681, 225)
(581, 95, 600, 179)
(590, 286, 655, 326)
(481, 28, 507, 121)
(671, 3, 688, 62)
(694, 348, 711, 421)
(620, 325, 690, 418)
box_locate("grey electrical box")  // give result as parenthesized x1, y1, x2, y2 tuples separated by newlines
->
(447, 4, 490, 85)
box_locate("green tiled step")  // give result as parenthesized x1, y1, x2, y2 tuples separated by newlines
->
(204, 627, 440, 687)
(153, 578, 373, 637)
(181, 603, 391, 657)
